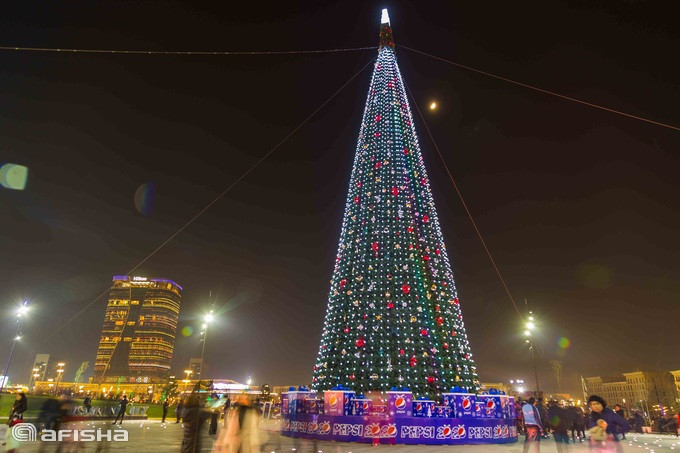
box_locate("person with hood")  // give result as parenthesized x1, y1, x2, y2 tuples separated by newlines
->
(613, 404, 626, 440)
(521, 397, 543, 453)
(587, 395, 630, 452)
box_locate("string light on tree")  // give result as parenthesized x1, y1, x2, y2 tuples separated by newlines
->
(311, 8, 478, 399)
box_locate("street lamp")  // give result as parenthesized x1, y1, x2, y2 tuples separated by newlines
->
(0, 300, 29, 404)
(197, 309, 214, 390)
(183, 369, 193, 394)
(524, 311, 540, 393)
(55, 363, 65, 396)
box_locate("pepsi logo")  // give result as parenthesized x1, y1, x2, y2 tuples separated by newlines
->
(486, 400, 495, 409)
(362, 402, 369, 410)
(387, 425, 397, 436)
(309, 422, 318, 432)
(395, 397, 406, 410)
(457, 427, 466, 437)
(475, 404, 482, 412)
(494, 426, 502, 436)
(310, 401, 317, 408)
(502, 426, 509, 436)
(442, 427, 451, 436)
(370, 425, 380, 435)
(322, 422, 331, 434)
(344, 396, 349, 405)
(329, 396, 338, 408)
(462, 398, 471, 410)
(416, 403, 423, 411)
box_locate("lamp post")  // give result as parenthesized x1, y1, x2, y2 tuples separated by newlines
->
(0, 300, 29, 405)
(183, 369, 193, 394)
(197, 310, 214, 391)
(54, 363, 65, 396)
(524, 312, 540, 393)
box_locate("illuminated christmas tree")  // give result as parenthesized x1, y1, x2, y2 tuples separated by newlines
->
(312, 10, 479, 398)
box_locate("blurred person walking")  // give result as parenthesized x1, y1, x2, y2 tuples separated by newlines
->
(181, 395, 207, 453)
(522, 397, 544, 453)
(547, 401, 569, 453)
(176, 400, 185, 423)
(212, 395, 260, 453)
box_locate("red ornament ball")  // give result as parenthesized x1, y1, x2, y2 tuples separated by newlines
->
(349, 374, 356, 380)
(401, 284, 411, 294)
(422, 214, 430, 223)
(420, 328, 428, 336)
(427, 376, 435, 385)
(423, 255, 430, 261)
(399, 349, 405, 355)
(353, 196, 360, 204)
(387, 302, 394, 310)
(391, 187, 399, 196)
(356, 337, 365, 348)
(339, 279, 347, 288)
(436, 316, 444, 326)
(344, 326, 350, 333)
(443, 342, 449, 350)
(409, 357, 417, 367)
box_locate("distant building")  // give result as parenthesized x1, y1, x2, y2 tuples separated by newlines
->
(93, 276, 181, 384)
(585, 371, 677, 415)
(670, 370, 680, 403)
(188, 358, 208, 379)
(31, 354, 50, 381)
(45, 359, 66, 381)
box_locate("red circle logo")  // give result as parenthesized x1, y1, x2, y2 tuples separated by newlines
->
(395, 397, 406, 409)
(371, 425, 380, 435)
(457, 427, 466, 437)
(462, 398, 471, 410)
(329, 396, 338, 408)
(387, 426, 397, 436)
(443, 427, 451, 436)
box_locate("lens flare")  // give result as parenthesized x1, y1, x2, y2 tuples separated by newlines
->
(134, 182, 156, 216)
(557, 337, 570, 349)
(0, 163, 29, 190)
(181, 326, 194, 337)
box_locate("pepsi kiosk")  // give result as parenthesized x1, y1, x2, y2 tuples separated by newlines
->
(281, 386, 518, 445)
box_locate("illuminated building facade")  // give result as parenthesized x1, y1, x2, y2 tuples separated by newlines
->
(94, 276, 181, 384)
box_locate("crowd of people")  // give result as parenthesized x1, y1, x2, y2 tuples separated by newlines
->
(517, 394, 680, 452)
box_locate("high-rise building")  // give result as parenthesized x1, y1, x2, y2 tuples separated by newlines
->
(188, 358, 208, 378)
(94, 276, 181, 384)
(31, 354, 50, 381)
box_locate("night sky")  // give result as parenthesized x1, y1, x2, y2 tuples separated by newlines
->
(1, 1, 678, 397)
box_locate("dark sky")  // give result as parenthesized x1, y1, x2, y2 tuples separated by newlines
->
(1, 1, 678, 397)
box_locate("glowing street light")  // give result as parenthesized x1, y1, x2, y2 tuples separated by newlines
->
(522, 307, 540, 393)
(0, 299, 30, 404)
(429, 101, 438, 111)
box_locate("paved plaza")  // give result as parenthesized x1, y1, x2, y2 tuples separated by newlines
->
(1, 419, 680, 452)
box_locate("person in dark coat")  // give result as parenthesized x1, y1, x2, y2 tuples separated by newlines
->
(8, 392, 28, 423)
(180, 395, 207, 453)
(209, 408, 219, 435)
(112, 395, 128, 425)
(547, 401, 569, 452)
(613, 404, 626, 440)
(629, 411, 644, 433)
(176, 400, 185, 423)
(587, 395, 630, 451)
(83, 396, 92, 414)
(536, 397, 549, 437)
(162, 400, 170, 423)
(572, 406, 586, 441)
